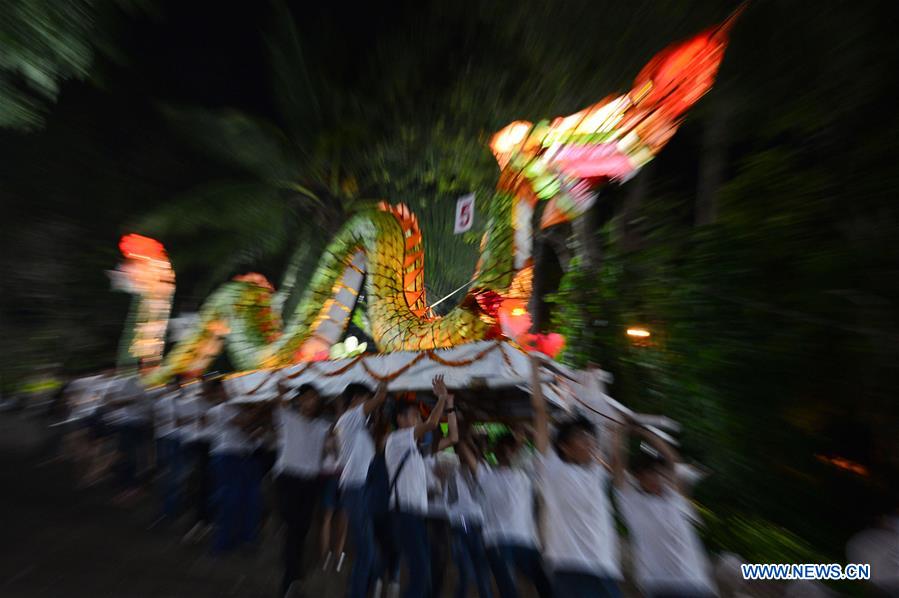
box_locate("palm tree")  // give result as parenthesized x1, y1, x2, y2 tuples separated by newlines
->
(136, 0, 378, 311)
(138, 0, 509, 315)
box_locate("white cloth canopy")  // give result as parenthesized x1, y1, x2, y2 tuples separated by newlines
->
(225, 341, 544, 399)
(64, 341, 678, 435)
(221, 340, 653, 429)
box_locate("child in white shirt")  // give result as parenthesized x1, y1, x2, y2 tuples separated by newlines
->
(530, 382, 622, 598)
(469, 433, 551, 598)
(612, 424, 716, 598)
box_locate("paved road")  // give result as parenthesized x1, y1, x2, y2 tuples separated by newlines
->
(0, 411, 344, 598)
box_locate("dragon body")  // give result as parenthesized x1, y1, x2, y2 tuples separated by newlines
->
(116, 15, 739, 386)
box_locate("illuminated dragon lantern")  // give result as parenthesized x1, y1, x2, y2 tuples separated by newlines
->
(115, 14, 739, 385)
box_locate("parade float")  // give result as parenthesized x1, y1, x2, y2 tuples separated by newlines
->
(107, 11, 738, 429)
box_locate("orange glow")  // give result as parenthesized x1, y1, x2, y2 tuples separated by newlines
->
(119, 233, 168, 262)
(626, 328, 651, 338)
(498, 298, 532, 339)
(489, 121, 533, 168)
(816, 454, 869, 477)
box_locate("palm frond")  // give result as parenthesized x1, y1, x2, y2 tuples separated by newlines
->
(137, 180, 291, 238)
(264, 0, 323, 142)
(160, 106, 296, 183)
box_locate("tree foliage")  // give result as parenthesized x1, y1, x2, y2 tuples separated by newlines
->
(0, 0, 149, 130)
(547, 0, 899, 560)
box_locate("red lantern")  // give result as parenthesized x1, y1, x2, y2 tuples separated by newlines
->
(519, 332, 566, 359)
(119, 233, 168, 262)
(498, 298, 532, 340)
(537, 333, 566, 358)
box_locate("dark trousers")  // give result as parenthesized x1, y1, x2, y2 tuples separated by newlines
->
(343, 486, 377, 598)
(211, 452, 261, 554)
(277, 473, 321, 597)
(254, 446, 277, 476)
(252, 446, 277, 525)
(450, 523, 493, 598)
(373, 512, 400, 584)
(116, 423, 150, 489)
(427, 517, 450, 597)
(186, 440, 213, 524)
(391, 511, 430, 598)
(156, 436, 182, 518)
(486, 544, 553, 598)
(552, 571, 621, 598)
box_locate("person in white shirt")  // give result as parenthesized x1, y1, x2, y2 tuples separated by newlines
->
(420, 399, 459, 598)
(462, 432, 552, 598)
(319, 414, 347, 573)
(273, 381, 332, 598)
(366, 404, 402, 595)
(446, 429, 492, 598)
(207, 386, 261, 555)
(530, 382, 622, 598)
(612, 423, 716, 598)
(153, 378, 182, 520)
(76, 371, 119, 487)
(385, 375, 452, 598)
(425, 452, 453, 597)
(178, 377, 219, 541)
(846, 505, 899, 596)
(108, 376, 152, 503)
(334, 381, 387, 597)
(175, 382, 214, 542)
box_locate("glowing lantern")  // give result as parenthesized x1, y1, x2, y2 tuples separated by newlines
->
(119, 233, 168, 262)
(537, 332, 566, 358)
(519, 332, 566, 358)
(626, 328, 651, 338)
(489, 121, 534, 168)
(498, 299, 532, 340)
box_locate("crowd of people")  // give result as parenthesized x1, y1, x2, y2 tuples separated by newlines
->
(51, 369, 721, 598)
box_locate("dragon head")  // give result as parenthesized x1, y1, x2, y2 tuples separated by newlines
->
(489, 9, 739, 228)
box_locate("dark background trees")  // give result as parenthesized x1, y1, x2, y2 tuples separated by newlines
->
(1, 0, 897, 568)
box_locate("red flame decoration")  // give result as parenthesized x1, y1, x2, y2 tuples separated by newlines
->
(119, 233, 169, 262)
(519, 332, 566, 359)
(627, 7, 742, 147)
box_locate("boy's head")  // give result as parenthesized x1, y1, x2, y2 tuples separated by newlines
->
(165, 377, 181, 392)
(632, 449, 668, 495)
(493, 433, 519, 466)
(554, 415, 597, 465)
(201, 373, 228, 403)
(295, 383, 323, 417)
(341, 382, 374, 411)
(393, 400, 421, 429)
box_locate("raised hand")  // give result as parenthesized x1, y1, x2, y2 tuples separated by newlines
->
(363, 380, 390, 416)
(432, 374, 452, 399)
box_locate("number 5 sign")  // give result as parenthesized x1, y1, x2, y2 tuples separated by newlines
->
(454, 193, 475, 234)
